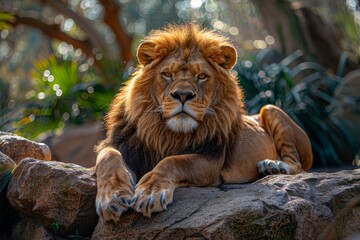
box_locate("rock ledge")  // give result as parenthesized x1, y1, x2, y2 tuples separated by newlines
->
(3, 157, 360, 239)
(92, 169, 360, 240)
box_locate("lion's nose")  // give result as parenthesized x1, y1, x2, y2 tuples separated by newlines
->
(171, 91, 196, 104)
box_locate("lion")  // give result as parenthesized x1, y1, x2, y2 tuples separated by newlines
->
(95, 24, 313, 222)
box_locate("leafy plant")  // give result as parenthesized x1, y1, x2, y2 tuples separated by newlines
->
(9, 55, 124, 139)
(333, 4, 360, 57)
(235, 49, 358, 167)
(0, 12, 14, 30)
(49, 222, 60, 235)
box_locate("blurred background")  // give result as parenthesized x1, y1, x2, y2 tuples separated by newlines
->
(0, 0, 360, 169)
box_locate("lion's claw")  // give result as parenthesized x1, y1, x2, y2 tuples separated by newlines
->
(96, 170, 135, 222)
(132, 174, 175, 217)
(96, 187, 134, 222)
(134, 189, 173, 217)
(160, 191, 167, 209)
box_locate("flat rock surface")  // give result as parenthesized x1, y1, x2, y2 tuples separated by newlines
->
(92, 169, 360, 240)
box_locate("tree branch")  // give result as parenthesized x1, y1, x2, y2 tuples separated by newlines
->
(8, 14, 95, 58)
(41, 0, 108, 54)
(98, 0, 133, 64)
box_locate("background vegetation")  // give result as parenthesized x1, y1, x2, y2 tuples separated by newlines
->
(0, 0, 360, 168)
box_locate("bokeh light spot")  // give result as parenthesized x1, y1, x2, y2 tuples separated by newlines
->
(229, 27, 239, 35)
(265, 35, 275, 45)
(38, 92, 46, 100)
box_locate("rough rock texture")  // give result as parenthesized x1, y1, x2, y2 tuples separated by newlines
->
(0, 151, 15, 175)
(0, 132, 51, 163)
(1, 132, 52, 239)
(6, 158, 98, 238)
(92, 169, 360, 240)
(11, 220, 55, 240)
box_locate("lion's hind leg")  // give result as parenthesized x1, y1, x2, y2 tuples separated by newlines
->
(257, 105, 313, 176)
(95, 147, 136, 222)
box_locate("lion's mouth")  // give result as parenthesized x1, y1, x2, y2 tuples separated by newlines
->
(168, 105, 196, 120)
(166, 113, 199, 133)
(165, 106, 199, 133)
(178, 111, 190, 118)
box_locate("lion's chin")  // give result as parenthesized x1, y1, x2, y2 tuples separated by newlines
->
(166, 113, 198, 133)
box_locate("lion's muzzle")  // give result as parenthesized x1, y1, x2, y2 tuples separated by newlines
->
(170, 90, 196, 104)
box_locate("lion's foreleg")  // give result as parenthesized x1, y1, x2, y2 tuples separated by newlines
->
(257, 105, 313, 176)
(95, 147, 136, 222)
(132, 154, 222, 217)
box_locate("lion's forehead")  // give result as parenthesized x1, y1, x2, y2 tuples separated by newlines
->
(160, 54, 212, 74)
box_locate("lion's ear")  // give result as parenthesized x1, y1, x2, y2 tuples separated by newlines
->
(219, 45, 237, 70)
(137, 41, 156, 66)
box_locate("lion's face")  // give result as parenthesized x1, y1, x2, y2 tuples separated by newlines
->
(126, 24, 242, 138)
(152, 52, 216, 133)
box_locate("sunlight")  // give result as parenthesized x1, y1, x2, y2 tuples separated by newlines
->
(190, 0, 203, 9)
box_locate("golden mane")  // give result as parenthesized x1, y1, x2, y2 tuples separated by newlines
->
(105, 24, 245, 160)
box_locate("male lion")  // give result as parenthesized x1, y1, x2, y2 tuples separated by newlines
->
(95, 24, 313, 222)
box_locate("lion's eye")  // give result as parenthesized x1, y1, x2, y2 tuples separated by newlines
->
(197, 73, 208, 83)
(162, 72, 172, 82)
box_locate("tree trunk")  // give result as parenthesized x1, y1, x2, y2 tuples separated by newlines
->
(98, 0, 133, 64)
(10, 15, 95, 58)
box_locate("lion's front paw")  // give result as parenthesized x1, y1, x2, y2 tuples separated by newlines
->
(96, 169, 135, 222)
(132, 172, 175, 217)
(257, 159, 290, 176)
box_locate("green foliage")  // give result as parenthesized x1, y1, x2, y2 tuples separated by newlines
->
(235, 49, 358, 167)
(50, 222, 60, 235)
(333, 7, 360, 57)
(11, 55, 123, 139)
(0, 12, 14, 30)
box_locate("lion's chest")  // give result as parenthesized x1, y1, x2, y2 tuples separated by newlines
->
(119, 135, 224, 180)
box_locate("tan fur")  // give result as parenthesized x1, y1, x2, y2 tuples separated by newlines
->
(95, 24, 313, 221)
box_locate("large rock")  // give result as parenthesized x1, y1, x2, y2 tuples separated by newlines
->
(0, 132, 51, 163)
(5, 157, 359, 239)
(0, 151, 15, 175)
(92, 169, 360, 240)
(6, 158, 98, 238)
